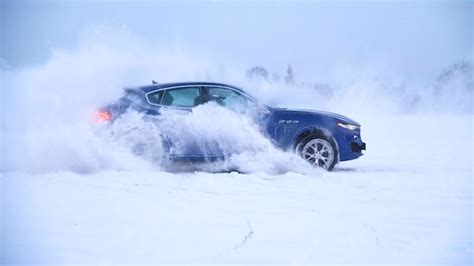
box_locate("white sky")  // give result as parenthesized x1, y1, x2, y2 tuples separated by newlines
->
(1, 0, 472, 81)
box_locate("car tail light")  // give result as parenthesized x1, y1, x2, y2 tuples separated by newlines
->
(95, 110, 112, 122)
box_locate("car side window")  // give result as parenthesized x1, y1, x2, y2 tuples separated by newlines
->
(147, 90, 164, 105)
(206, 87, 252, 109)
(160, 87, 201, 108)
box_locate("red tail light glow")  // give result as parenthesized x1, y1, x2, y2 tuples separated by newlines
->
(95, 111, 112, 122)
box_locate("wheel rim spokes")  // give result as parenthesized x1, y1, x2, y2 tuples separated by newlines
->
(301, 139, 334, 169)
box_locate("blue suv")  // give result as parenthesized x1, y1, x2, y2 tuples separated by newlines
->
(97, 82, 366, 171)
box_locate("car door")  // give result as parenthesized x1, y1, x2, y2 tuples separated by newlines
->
(144, 86, 202, 115)
(204, 86, 254, 112)
(146, 86, 203, 110)
(203, 86, 273, 155)
(204, 85, 271, 127)
(147, 86, 206, 158)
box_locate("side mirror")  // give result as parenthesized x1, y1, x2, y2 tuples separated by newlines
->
(208, 95, 226, 106)
(258, 105, 271, 115)
(209, 95, 226, 101)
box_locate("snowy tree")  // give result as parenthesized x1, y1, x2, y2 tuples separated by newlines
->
(285, 64, 294, 84)
(432, 60, 473, 113)
(435, 60, 472, 85)
(313, 82, 334, 98)
(271, 72, 280, 82)
(246, 66, 269, 81)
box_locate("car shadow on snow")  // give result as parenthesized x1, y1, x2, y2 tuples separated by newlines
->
(334, 166, 409, 173)
(162, 161, 246, 174)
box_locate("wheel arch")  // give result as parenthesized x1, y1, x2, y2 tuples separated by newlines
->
(292, 127, 340, 161)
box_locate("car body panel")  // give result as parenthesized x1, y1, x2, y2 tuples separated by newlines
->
(101, 82, 366, 163)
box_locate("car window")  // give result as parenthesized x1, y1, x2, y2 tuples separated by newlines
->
(161, 87, 201, 108)
(206, 87, 253, 109)
(147, 90, 164, 105)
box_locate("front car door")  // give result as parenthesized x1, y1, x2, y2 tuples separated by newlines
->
(204, 86, 255, 112)
(204, 85, 273, 142)
(146, 86, 202, 110)
(146, 86, 206, 158)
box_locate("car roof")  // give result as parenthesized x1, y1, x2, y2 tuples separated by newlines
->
(135, 81, 246, 94)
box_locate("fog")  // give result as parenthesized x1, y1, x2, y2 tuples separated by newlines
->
(1, 1, 472, 115)
(1, 9, 472, 172)
(2, 1, 472, 78)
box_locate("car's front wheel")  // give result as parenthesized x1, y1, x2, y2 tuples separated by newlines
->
(296, 134, 338, 171)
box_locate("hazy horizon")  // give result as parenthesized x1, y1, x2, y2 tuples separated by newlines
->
(1, 1, 472, 82)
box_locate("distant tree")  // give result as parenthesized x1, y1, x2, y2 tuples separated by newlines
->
(271, 72, 280, 82)
(433, 60, 473, 113)
(313, 82, 334, 98)
(246, 66, 269, 81)
(285, 65, 294, 84)
(436, 60, 472, 84)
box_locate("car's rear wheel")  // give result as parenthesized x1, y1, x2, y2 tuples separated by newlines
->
(296, 134, 338, 171)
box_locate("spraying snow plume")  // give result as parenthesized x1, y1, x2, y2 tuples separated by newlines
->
(0, 33, 316, 174)
(1, 29, 471, 174)
(95, 103, 317, 174)
(2, 103, 316, 174)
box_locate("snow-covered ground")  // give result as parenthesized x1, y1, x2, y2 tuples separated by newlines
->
(1, 31, 472, 264)
(1, 114, 472, 264)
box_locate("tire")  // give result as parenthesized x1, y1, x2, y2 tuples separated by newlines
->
(296, 133, 339, 171)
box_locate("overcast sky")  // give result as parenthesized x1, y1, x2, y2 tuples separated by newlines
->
(1, 0, 472, 81)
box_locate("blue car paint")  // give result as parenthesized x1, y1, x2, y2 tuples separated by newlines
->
(103, 82, 365, 162)
(265, 107, 365, 161)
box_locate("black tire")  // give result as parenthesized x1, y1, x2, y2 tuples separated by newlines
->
(296, 133, 339, 171)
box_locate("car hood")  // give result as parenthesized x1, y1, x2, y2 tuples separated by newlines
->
(271, 107, 360, 126)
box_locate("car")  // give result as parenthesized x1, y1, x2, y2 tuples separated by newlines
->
(96, 81, 366, 171)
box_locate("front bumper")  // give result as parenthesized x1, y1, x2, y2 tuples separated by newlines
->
(351, 142, 366, 153)
(334, 127, 366, 161)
